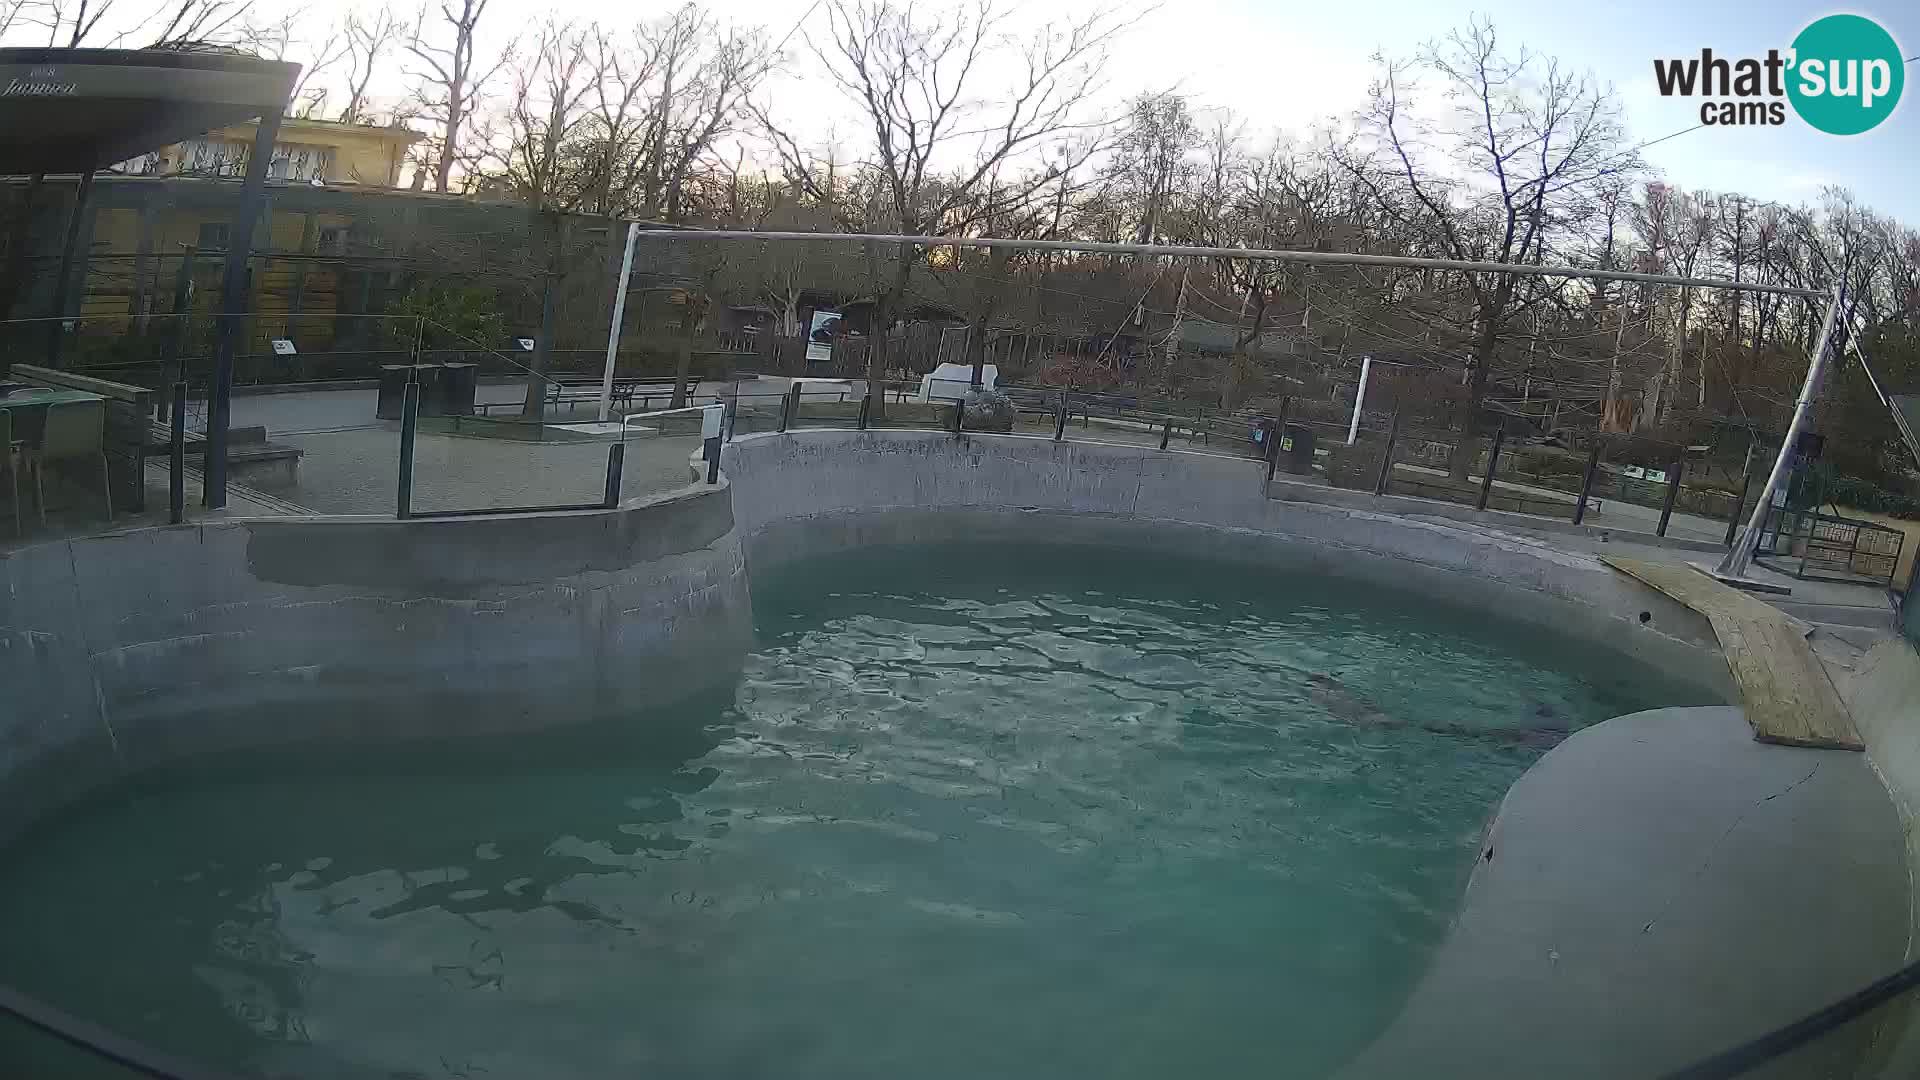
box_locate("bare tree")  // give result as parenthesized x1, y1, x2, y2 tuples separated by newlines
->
(1332, 19, 1637, 475)
(1105, 91, 1198, 245)
(575, 4, 777, 220)
(340, 5, 408, 125)
(406, 0, 510, 193)
(494, 20, 594, 209)
(764, 0, 1122, 409)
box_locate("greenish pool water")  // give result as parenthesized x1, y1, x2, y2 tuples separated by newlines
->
(0, 545, 1705, 1079)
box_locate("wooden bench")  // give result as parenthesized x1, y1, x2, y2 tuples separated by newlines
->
(7, 364, 155, 512)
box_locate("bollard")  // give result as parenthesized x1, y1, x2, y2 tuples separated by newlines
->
(722, 397, 738, 443)
(1724, 445, 1758, 548)
(1572, 439, 1604, 525)
(952, 396, 966, 434)
(1476, 427, 1505, 512)
(603, 442, 626, 508)
(1054, 394, 1068, 441)
(1656, 457, 1685, 537)
(1372, 410, 1402, 497)
(857, 394, 870, 430)
(396, 380, 418, 519)
(168, 380, 187, 525)
(1159, 416, 1173, 450)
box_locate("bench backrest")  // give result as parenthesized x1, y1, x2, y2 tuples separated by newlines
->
(7, 364, 154, 406)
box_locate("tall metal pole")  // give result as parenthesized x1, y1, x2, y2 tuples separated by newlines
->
(205, 109, 283, 509)
(637, 231, 1825, 300)
(598, 221, 639, 422)
(1717, 284, 1845, 581)
(1347, 354, 1372, 446)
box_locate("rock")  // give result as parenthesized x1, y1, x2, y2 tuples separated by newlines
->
(961, 388, 1016, 432)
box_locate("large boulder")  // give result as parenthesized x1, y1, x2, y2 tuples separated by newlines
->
(961, 388, 1016, 432)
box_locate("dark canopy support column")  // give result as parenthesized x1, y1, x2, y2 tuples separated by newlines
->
(45, 168, 94, 368)
(203, 109, 281, 509)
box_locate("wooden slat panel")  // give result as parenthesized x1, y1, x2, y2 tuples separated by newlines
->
(1602, 556, 1862, 751)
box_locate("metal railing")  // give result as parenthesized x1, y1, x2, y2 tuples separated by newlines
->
(1754, 503, 1906, 586)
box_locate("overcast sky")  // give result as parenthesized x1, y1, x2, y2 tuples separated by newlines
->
(11, 0, 1915, 221)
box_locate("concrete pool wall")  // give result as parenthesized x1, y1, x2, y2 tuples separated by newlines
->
(720, 429, 1733, 698)
(719, 428, 1919, 1078)
(0, 482, 751, 843)
(2, 423, 1915, 1077)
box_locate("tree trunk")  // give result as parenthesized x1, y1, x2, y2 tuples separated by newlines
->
(521, 215, 566, 418)
(435, 99, 460, 193)
(865, 243, 911, 419)
(1449, 280, 1509, 480)
(671, 304, 696, 409)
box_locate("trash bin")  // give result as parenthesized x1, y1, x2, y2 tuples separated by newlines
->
(375, 365, 411, 420)
(1279, 423, 1316, 475)
(439, 362, 478, 416)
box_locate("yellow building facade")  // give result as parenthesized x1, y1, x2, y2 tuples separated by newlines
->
(119, 118, 423, 188)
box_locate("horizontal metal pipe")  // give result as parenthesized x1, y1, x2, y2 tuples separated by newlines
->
(636, 230, 1825, 300)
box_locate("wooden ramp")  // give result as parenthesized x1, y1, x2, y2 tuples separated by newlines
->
(1602, 556, 1863, 751)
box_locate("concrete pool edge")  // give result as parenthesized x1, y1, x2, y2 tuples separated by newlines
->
(720, 430, 1735, 700)
(0, 424, 1913, 1078)
(0, 480, 753, 844)
(720, 429, 1919, 1077)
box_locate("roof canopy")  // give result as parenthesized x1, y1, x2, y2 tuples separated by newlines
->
(0, 48, 298, 175)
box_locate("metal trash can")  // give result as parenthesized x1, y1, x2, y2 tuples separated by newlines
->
(1279, 423, 1316, 474)
(439, 362, 478, 416)
(375, 365, 411, 419)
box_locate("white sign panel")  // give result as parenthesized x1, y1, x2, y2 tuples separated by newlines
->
(805, 310, 841, 363)
(517, 338, 536, 352)
(270, 338, 297, 356)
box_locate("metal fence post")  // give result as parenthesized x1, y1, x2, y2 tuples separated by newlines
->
(1372, 409, 1401, 496)
(1053, 394, 1068, 441)
(779, 385, 798, 432)
(951, 396, 966, 434)
(602, 442, 626, 508)
(396, 380, 418, 519)
(1725, 444, 1758, 547)
(1656, 457, 1685, 537)
(1476, 426, 1505, 512)
(1572, 439, 1604, 525)
(1264, 396, 1292, 490)
(168, 380, 186, 525)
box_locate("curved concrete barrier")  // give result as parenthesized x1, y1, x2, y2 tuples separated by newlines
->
(2, 424, 1911, 1078)
(0, 483, 752, 842)
(718, 429, 1917, 1077)
(720, 430, 1733, 696)
(1339, 706, 1908, 1078)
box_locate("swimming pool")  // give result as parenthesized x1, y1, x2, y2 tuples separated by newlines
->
(0, 544, 1708, 1078)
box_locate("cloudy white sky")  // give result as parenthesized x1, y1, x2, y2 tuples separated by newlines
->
(10, 0, 1916, 221)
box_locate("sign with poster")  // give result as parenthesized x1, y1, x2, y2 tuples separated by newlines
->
(805, 310, 841, 363)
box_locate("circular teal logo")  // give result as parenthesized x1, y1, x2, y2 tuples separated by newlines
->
(1787, 14, 1904, 135)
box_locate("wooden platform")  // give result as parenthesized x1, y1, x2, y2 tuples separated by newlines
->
(1602, 557, 1863, 751)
